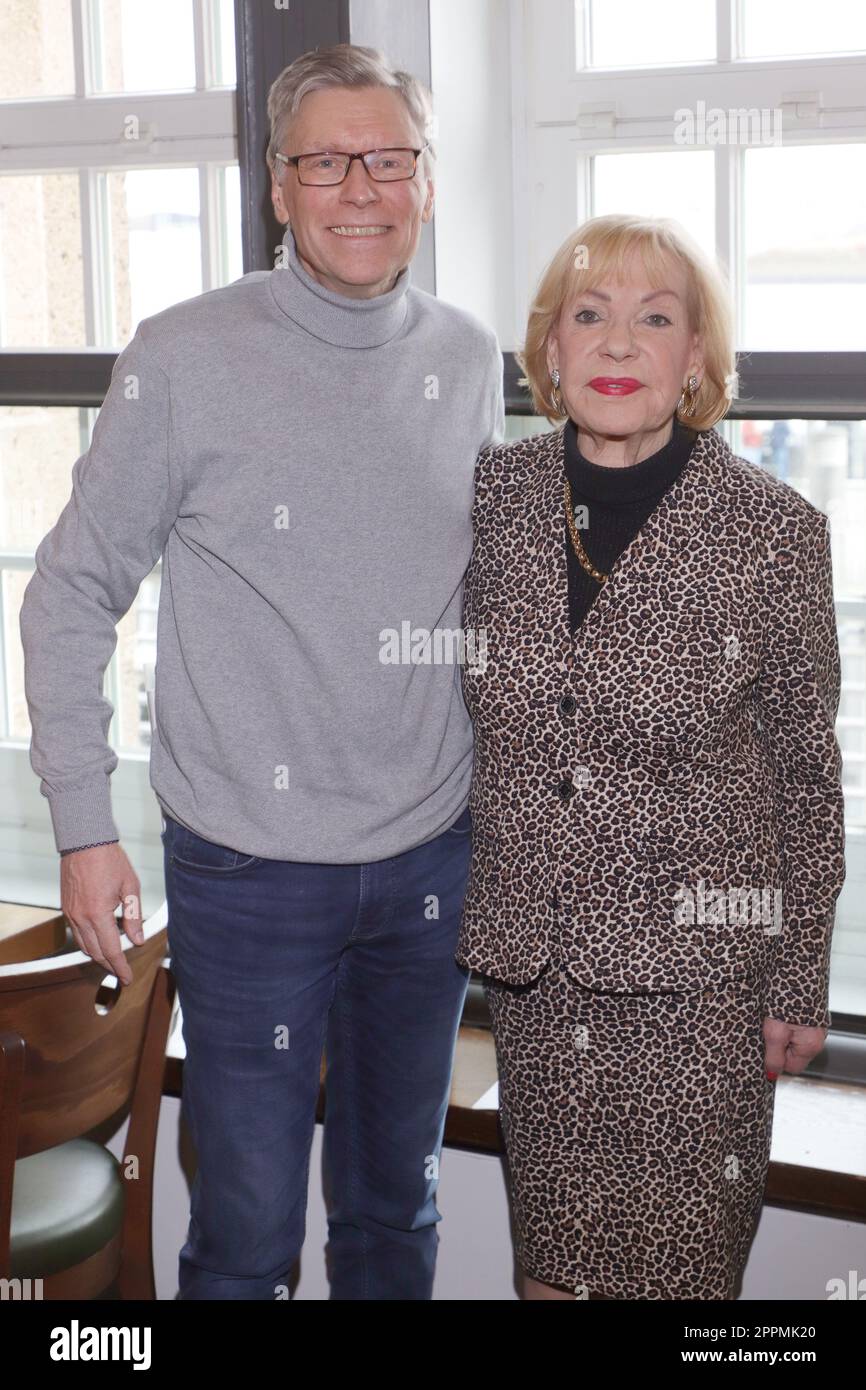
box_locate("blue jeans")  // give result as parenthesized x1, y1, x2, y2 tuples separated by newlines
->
(161, 805, 472, 1300)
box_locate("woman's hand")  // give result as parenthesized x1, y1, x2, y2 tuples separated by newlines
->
(763, 1015, 827, 1079)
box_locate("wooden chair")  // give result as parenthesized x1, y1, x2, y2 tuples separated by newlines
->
(0, 904, 67, 966)
(0, 904, 173, 1299)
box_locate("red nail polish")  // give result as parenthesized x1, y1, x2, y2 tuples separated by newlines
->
(766, 1070, 778, 1081)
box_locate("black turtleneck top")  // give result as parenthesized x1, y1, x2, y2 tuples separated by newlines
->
(563, 417, 697, 631)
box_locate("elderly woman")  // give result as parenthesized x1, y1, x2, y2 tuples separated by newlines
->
(457, 214, 846, 1301)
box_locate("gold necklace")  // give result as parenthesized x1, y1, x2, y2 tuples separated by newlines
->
(564, 477, 607, 583)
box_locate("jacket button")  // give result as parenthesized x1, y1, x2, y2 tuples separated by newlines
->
(556, 778, 575, 801)
(558, 694, 577, 717)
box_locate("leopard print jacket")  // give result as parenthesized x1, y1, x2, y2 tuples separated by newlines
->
(456, 423, 846, 1030)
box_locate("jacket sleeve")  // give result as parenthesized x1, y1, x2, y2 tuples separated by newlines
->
(754, 510, 846, 1029)
(19, 322, 183, 853)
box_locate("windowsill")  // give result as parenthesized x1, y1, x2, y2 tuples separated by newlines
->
(162, 1020, 866, 1227)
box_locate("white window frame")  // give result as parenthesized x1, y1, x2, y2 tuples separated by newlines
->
(0, 0, 238, 890)
(0, 0, 238, 346)
(517, 0, 866, 333)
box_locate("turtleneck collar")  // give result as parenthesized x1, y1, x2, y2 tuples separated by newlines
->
(564, 416, 697, 505)
(267, 224, 411, 348)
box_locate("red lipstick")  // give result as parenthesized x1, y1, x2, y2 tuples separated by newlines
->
(589, 377, 643, 396)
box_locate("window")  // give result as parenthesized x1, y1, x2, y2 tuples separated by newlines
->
(0, 0, 239, 888)
(0, 404, 160, 756)
(582, 0, 716, 68)
(0, 0, 240, 350)
(524, 0, 866, 350)
(592, 150, 716, 261)
(742, 144, 866, 351)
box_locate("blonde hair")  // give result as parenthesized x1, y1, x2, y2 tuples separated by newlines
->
(518, 214, 737, 429)
(266, 43, 436, 181)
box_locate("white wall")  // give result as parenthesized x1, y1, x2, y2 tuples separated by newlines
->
(426, 0, 519, 349)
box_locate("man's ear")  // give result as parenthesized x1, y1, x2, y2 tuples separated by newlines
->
(270, 167, 290, 224)
(419, 171, 435, 223)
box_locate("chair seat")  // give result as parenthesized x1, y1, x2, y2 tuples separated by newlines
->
(10, 1139, 125, 1279)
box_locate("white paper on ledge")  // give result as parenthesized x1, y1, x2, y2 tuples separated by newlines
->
(472, 1081, 499, 1111)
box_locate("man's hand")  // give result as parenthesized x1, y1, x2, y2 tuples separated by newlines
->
(763, 1015, 827, 1080)
(60, 843, 145, 987)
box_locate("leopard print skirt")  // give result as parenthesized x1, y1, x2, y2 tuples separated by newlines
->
(483, 958, 776, 1300)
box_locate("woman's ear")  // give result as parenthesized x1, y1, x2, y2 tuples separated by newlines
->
(690, 333, 705, 382)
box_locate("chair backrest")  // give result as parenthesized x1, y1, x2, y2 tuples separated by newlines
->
(0, 906, 170, 1158)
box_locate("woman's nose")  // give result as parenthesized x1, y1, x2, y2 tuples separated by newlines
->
(599, 324, 636, 356)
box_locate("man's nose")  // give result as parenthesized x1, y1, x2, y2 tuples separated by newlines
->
(340, 157, 380, 201)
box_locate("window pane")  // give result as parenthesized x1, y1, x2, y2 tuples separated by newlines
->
(90, 0, 196, 94)
(741, 0, 866, 57)
(585, 0, 715, 67)
(592, 151, 716, 261)
(743, 144, 866, 350)
(727, 418, 866, 531)
(214, 0, 236, 86)
(222, 165, 243, 285)
(0, 175, 85, 347)
(3, 567, 32, 739)
(2, 402, 93, 742)
(0, 405, 87, 552)
(106, 168, 202, 344)
(0, 0, 75, 100)
(725, 417, 865, 1015)
(2, 403, 161, 752)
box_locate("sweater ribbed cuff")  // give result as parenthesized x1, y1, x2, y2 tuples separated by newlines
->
(60, 839, 119, 857)
(46, 780, 119, 856)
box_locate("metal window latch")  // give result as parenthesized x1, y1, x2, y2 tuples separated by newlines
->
(575, 105, 617, 133)
(779, 91, 822, 122)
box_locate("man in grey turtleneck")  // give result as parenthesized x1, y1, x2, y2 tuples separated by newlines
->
(19, 46, 503, 1300)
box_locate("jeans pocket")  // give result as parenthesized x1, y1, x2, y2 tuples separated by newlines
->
(170, 821, 262, 875)
(445, 805, 472, 836)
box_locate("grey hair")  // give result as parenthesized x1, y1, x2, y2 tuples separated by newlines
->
(266, 42, 436, 180)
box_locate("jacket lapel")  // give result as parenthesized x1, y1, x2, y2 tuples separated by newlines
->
(521, 424, 727, 676)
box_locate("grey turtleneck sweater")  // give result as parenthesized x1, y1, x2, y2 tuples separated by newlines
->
(19, 226, 505, 861)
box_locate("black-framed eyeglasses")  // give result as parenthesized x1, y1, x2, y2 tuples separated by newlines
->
(274, 145, 428, 186)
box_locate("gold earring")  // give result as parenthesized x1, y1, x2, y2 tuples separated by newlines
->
(678, 374, 700, 417)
